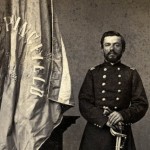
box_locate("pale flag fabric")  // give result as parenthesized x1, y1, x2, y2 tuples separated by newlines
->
(0, 0, 74, 150)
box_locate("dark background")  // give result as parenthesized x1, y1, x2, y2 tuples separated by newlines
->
(55, 0, 150, 150)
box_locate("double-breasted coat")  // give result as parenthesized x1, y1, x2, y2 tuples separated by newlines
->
(79, 61, 148, 150)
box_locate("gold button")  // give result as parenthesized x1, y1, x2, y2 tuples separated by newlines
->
(102, 90, 106, 93)
(118, 82, 121, 85)
(104, 68, 107, 71)
(103, 75, 107, 79)
(118, 89, 121, 93)
(117, 67, 121, 71)
(118, 74, 121, 78)
(102, 98, 106, 101)
(114, 106, 118, 109)
(116, 97, 120, 101)
(102, 82, 106, 86)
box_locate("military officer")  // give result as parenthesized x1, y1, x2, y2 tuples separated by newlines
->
(79, 31, 148, 150)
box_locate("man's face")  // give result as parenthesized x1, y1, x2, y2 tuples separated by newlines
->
(102, 36, 124, 63)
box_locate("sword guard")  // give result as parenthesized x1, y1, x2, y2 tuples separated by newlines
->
(110, 127, 127, 150)
(110, 128, 127, 138)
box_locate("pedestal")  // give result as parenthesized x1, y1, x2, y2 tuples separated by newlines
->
(40, 116, 80, 150)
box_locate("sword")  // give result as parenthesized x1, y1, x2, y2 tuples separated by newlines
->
(110, 127, 127, 150)
(103, 107, 127, 150)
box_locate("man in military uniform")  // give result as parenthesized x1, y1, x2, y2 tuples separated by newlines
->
(79, 31, 148, 150)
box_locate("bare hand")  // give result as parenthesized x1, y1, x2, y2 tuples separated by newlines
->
(108, 111, 123, 126)
(106, 120, 112, 127)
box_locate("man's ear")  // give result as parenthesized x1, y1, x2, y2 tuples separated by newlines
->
(122, 49, 125, 53)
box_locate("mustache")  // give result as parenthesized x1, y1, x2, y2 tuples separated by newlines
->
(108, 51, 117, 55)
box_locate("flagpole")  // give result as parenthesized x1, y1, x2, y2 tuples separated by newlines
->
(47, 0, 54, 96)
(51, 0, 54, 56)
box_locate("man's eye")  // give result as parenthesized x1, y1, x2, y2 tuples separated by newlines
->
(104, 43, 110, 46)
(115, 44, 121, 47)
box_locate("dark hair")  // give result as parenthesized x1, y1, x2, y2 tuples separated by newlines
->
(100, 31, 126, 50)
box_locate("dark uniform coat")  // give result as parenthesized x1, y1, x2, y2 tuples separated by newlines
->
(79, 61, 148, 150)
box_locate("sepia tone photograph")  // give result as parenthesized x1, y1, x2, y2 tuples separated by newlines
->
(0, 0, 149, 150)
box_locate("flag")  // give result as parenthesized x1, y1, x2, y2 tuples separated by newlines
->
(0, 0, 74, 149)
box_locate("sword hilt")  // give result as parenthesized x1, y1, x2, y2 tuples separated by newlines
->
(103, 107, 127, 149)
(110, 127, 127, 150)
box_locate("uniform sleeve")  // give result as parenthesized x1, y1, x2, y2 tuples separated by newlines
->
(79, 70, 108, 127)
(119, 70, 149, 123)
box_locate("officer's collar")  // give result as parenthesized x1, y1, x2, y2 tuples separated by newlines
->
(104, 59, 121, 66)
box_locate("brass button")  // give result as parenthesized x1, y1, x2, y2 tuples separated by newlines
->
(103, 75, 107, 79)
(102, 98, 106, 101)
(116, 97, 120, 101)
(118, 74, 121, 78)
(117, 67, 121, 71)
(102, 90, 106, 93)
(102, 82, 106, 86)
(104, 68, 107, 71)
(103, 106, 106, 109)
(118, 82, 122, 85)
(118, 89, 121, 93)
(114, 106, 118, 109)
